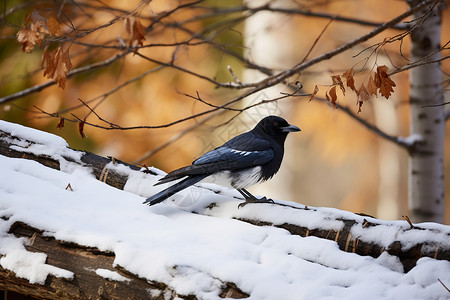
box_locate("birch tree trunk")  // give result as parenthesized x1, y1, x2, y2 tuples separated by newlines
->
(243, 0, 298, 202)
(407, 0, 445, 223)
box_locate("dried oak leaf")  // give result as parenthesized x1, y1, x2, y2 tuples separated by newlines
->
(126, 17, 146, 50)
(309, 85, 319, 102)
(78, 120, 87, 139)
(326, 86, 338, 108)
(356, 83, 369, 113)
(376, 65, 396, 99)
(367, 74, 378, 96)
(46, 16, 61, 36)
(42, 46, 72, 89)
(16, 10, 49, 53)
(331, 75, 345, 95)
(56, 117, 65, 130)
(342, 67, 356, 92)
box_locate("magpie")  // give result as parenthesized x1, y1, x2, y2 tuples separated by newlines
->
(143, 115, 300, 208)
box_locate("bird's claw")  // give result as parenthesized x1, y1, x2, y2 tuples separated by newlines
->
(238, 197, 274, 209)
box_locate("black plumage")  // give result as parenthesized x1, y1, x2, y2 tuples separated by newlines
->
(143, 115, 300, 207)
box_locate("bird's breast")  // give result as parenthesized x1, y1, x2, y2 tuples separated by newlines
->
(203, 166, 263, 189)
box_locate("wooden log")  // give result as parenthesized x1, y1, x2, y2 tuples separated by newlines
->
(0, 222, 248, 300)
(0, 123, 449, 298)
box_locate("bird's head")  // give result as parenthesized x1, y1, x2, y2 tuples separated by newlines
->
(255, 115, 301, 144)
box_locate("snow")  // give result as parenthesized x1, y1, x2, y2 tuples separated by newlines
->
(1, 120, 450, 299)
(95, 268, 130, 282)
(397, 133, 423, 146)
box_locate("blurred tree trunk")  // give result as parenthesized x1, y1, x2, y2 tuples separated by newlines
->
(407, 0, 445, 223)
(374, 99, 401, 220)
(243, 0, 297, 202)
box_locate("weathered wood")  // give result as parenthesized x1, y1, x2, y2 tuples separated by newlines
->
(0, 130, 156, 190)
(237, 217, 449, 272)
(0, 222, 249, 300)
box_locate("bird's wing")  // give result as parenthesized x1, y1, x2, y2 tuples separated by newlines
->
(156, 146, 274, 184)
(155, 131, 275, 185)
(193, 146, 274, 166)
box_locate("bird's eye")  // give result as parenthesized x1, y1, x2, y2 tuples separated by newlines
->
(273, 122, 279, 127)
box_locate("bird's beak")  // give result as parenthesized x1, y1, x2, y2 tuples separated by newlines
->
(281, 124, 301, 133)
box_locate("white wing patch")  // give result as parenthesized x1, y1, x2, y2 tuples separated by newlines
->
(230, 149, 257, 156)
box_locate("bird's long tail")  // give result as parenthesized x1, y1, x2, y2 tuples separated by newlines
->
(143, 175, 207, 206)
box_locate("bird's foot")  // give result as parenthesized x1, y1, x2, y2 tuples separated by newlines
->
(238, 196, 274, 209)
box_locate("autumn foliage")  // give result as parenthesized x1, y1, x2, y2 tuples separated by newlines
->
(313, 65, 397, 113)
(42, 46, 72, 89)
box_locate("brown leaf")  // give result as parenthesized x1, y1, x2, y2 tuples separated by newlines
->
(126, 17, 146, 50)
(326, 86, 338, 108)
(376, 65, 396, 99)
(42, 46, 72, 89)
(356, 83, 369, 113)
(17, 27, 40, 53)
(358, 84, 370, 102)
(367, 74, 378, 96)
(342, 68, 356, 92)
(78, 120, 87, 139)
(309, 85, 319, 102)
(331, 75, 345, 95)
(16, 10, 49, 53)
(46, 16, 60, 36)
(56, 117, 65, 130)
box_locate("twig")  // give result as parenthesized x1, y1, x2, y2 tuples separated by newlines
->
(422, 101, 450, 108)
(183, 91, 242, 111)
(313, 96, 412, 150)
(402, 215, 415, 229)
(132, 111, 222, 163)
(298, 16, 335, 65)
(390, 55, 450, 76)
(438, 278, 450, 293)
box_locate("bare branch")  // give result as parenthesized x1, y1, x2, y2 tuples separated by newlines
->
(312, 95, 412, 149)
(298, 17, 335, 65)
(390, 55, 450, 76)
(0, 51, 131, 105)
(181, 4, 411, 30)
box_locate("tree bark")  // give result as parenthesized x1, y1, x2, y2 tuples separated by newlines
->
(0, 222, 248, 300)
(407, 0, 446, 223)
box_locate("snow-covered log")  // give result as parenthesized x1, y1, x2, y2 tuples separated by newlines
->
(1, 120, 449, 300)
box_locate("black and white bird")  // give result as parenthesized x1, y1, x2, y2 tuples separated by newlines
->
(143, 115, 300, 208)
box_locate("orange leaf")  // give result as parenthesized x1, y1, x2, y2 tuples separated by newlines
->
(46, 16, 60, 36)
(78, 120, 87, 139)
(56, 117, 65, 130)
(16, 10, 49, 53)
(331, 75, 345, 95)
(42, 46, 72, 89)
(326, 86, 338, 108)
(376, 65, 396, 99)
(309, 85, 319, 102)
(342, 68, 356, 92)
(126, 17, 146, 50)
(367, 74, 378, 96)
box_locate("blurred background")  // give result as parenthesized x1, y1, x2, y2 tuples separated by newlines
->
(1, 0, 449, 223)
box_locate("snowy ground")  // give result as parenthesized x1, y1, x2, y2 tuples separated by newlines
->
(0, 120, 449, 300)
